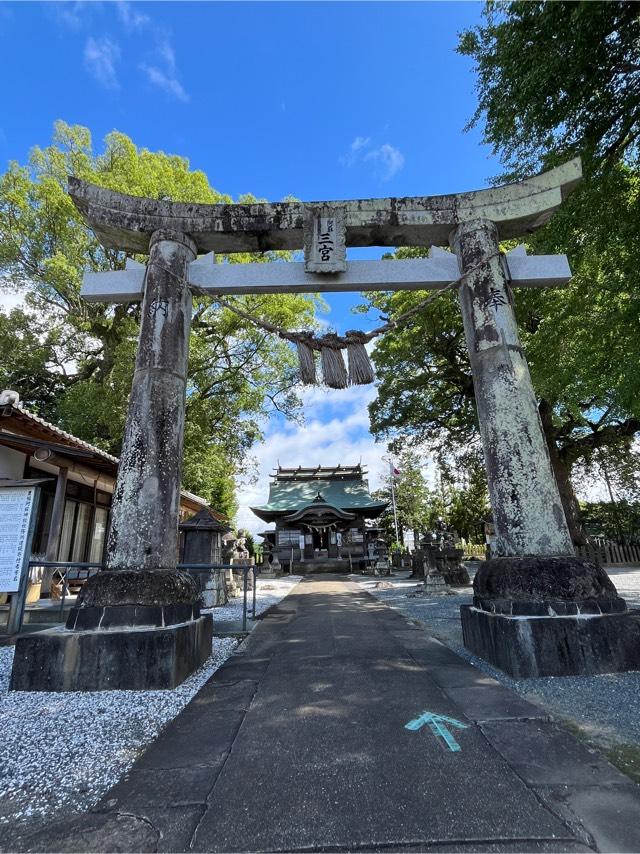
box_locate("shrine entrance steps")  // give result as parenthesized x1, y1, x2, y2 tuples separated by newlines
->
(17, 576, 640, 853)
(293, 558, 354, 575)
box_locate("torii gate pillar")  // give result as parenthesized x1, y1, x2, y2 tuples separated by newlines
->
(451, 218, 573, 557)
(451, 219, 637, 677)
(106, 229, 196, 576)
(10, 229, 214, 693)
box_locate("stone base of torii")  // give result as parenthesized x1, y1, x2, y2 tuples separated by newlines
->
(10, 158, 640, 691)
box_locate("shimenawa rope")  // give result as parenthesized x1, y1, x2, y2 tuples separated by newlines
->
(145, 250, 502, 389)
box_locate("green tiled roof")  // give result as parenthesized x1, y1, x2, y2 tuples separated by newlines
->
(251, 478, 386, 520)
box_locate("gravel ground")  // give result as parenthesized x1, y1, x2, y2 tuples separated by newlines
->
(207, 574, 302, 627)
(358, 566, 640, 749)
(0, 575, 301, 838)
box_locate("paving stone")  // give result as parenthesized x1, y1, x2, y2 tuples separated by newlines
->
(480, 720, 631, 786)
(188, 677, 257, 710)
(427, 664, 502, 689)
(147, 805, 205, 853)
(20, 576, 637, 854)
(441, 683, 549, 722)
(134, 708, 245, 770)
(190, 580, 573, 852)
(93, 762, 223, 810)
(393, 842, 593, 853)
(22, 812, 158, 853)
(210, 653, 271, 683)
(535, 784, 640, 853)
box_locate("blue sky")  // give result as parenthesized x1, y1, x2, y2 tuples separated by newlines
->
(0, 0, 507, 531)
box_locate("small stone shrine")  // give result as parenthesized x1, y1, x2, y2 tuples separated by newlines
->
(179, 508, 231, 607)
(413, 529, 471, 587)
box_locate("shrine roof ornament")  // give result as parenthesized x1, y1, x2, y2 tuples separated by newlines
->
(275, 465, 366, 481)
(282, 498, 357, 525)
(68, 157, 581, 255)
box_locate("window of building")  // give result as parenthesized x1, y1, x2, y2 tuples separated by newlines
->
(89, 507, 109, 563)
(58, 500, 76, 561)
(277, 529, 302, 546)
(58, 499, 108, 563)
(71, 503, 92, 562)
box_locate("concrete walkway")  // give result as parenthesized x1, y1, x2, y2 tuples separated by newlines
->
(17, 578, 640, 853)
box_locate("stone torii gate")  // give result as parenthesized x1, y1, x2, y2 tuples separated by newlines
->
(11, 157, 638, 691)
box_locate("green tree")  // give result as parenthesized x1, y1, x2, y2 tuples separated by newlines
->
(458, 2, 640, 177)
(373, 450, 431, 546)
(363, 4, 640, 545)
(580, 499, 640, 544)
(437, 450, 491, 544)
(0, 122, 318, 516)
(457, 1, 640, 538)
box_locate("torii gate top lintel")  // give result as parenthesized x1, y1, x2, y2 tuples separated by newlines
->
(68, 157, 581, 256)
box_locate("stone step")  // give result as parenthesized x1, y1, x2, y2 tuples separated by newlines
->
(293, 559, 354, 575)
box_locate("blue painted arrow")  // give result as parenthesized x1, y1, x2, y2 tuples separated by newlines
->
(405, 711, 469, 752)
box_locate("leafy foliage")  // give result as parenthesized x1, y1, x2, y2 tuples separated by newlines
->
(580, 500, 640, 543)
(458, 2, 640, 175)
(0, 122, 317, 516)
(372, 449, 489, 545)
(362, 4, 640, 543)
(373, 451, 432, 543)
(458, 1, 640, 527)
(439, 450, 490, 544)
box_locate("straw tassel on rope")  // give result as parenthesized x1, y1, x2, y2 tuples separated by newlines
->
(295, 333, 317, 385)
(345, 331, 375, 385)
(320, 333, 349, 389)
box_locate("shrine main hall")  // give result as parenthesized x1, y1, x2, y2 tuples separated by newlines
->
(251, 464, 387, 566)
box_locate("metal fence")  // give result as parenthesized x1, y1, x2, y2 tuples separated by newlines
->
(5, 561, 258, 636)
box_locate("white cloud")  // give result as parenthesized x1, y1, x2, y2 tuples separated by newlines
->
(116, 1, 149, 31)
(140, 63, 189, 102)
(339, 137, 405, 182)
(140, 35, 189, 102)
(351, 135, 371, 152)
(156, 37, 176, 70)
(84, 36, 120, 89)
(234, 384, 389, 537)
(51, 1, 93, 29)
(365, 143, 405, 181)
(339, 135, 372, 167)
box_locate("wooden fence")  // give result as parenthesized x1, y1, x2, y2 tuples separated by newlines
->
(458, 539, 640, 567)
(575, 541, 640, 567)
(461, 543, 487, 560)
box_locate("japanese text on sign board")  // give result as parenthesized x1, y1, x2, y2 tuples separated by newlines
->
(316, 217, 336, 263)
(0, 488, 35, 592)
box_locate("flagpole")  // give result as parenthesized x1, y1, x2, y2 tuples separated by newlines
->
(389, 461, 400, 543)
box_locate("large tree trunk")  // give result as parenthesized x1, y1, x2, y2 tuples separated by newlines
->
(539, 400, 588, 546)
